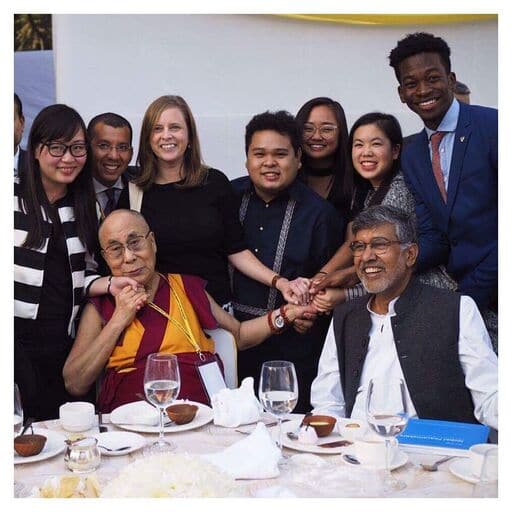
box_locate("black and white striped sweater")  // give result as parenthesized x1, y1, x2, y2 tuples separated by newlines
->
(14, 181, 100, 335)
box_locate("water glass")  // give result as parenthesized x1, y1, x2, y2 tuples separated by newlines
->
(365, 377, 409, 492)
(258, 360, 298, 455)
(143, 353, 180, 453)
(473, 446, 498, 497)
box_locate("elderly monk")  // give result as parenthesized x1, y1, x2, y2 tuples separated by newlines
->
(63, 209, 315, 412)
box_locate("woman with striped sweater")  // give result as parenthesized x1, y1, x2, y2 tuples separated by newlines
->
(14, 104, 136, 420)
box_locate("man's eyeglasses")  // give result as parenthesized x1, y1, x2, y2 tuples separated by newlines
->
(95, 142, 132, 153)
(349, 238, 405, 256)
(102, 231, 152, 260)
(43, 142, 88, 158)
(302, 124, 338, 139)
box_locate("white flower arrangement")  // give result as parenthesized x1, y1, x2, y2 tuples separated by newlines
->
(101, 453, 239, 498)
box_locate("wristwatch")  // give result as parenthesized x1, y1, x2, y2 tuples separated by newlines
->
(267, 309, 286, 334)
(274, 312, 286, 330)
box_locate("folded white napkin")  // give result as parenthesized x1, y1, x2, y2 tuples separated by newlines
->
(110, 401, 159, 426)
(202, 422, 281, 479)
(211, 377, 263, 427)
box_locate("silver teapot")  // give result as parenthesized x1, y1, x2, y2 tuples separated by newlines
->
(64, 437, 101, 473)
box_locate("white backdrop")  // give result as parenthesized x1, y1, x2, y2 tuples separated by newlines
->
(52, 14, 497, 179)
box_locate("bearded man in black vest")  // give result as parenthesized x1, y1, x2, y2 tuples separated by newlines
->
(311, 205, 497, 429)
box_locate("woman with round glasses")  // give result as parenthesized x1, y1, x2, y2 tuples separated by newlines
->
(14, 104, 137, 420)
(118, 95, 307, 310)
(310, 112, 456, 312)
(295, 97, 351, 217)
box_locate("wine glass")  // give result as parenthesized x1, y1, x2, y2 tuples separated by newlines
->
(143, 353, 180, 454)
(365, 377, 409, 492)
(14, 383, 23, 436)
(258, 360, 298, 458)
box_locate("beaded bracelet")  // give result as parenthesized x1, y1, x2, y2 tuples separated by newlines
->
(279, 305, 292, 326)
(107, 275, 113, 295)
(271, 274, 283, 289)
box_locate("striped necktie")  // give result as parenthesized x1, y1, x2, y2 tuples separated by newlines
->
(430, 131, 448, 203)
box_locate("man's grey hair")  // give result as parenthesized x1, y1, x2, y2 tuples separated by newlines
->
(351, 205, 417, 244)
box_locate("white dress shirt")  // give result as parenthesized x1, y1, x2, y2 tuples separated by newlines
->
(311, 294, 498, 430)
(93, 177, 124, 212)
(14, 146, 20, 176)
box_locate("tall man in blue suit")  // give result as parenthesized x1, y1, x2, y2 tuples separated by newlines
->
(388, 32, 497, 349)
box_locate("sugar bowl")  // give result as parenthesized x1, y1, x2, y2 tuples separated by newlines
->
(64, 437, 101, 473)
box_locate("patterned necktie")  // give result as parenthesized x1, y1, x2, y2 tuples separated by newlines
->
(430, 131, 448, 203)
(104, 188, 116, 216)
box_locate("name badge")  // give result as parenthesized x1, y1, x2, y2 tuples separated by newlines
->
(197, 359, 227, 400)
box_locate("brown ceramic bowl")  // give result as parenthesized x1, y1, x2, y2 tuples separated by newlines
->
(302, 415, 336, 437)
(14, 434, 47, 457)
(166, 403, 198, 425)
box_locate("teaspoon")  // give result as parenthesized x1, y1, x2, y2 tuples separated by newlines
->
(98, 445, 131, 452)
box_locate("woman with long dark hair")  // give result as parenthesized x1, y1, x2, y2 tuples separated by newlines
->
(295, 97, 351, 217)
(311, 112, 456, 311)
(14, 104, 136, 420)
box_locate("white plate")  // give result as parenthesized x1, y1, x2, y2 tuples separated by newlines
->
(449, 458, 478, 484)
(14, 428, 67, 465)
(94, 431, 146, 456)
(341, 449, 408, 470)
(111, 400, 213, 433)
(281, 419, 351, 455)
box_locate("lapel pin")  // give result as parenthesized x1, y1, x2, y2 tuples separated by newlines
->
(459, 136, 465, 143)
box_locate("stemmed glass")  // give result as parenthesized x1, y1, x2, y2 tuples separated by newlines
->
(366, 377, 409, 492)
(258, 360, 298, 458)
(14, 383, 24, 435)
(143, 353, 180, 454)
(473, 447, 498, 497)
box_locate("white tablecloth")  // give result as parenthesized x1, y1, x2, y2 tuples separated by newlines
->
(14, 413, 480, 498)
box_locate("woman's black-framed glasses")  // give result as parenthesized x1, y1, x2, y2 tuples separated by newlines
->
(43, 142, 88, 158)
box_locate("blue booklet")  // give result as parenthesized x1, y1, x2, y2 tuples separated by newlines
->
(397, 418, 489, 450)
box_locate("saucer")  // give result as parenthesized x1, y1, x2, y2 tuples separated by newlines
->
(341, 449, 408, 471)
(449, 458, 478, 484)
(94, 431, 146, 456)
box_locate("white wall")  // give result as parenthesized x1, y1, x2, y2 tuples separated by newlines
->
(52, 14, 497, 179)
(14, 50, 56, 148)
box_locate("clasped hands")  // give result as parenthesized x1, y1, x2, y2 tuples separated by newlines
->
(283, 267, 359, 322)
(108, 277, 148, 326)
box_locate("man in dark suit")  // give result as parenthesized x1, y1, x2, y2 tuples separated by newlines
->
(88, 112, 139, 274)
(14, 93, 27, 178)
(388, 32, 497, 348)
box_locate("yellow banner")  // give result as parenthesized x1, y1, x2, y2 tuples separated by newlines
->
(277, 14, 497, 26)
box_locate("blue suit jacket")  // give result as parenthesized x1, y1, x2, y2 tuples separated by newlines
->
(401, 102, 498, 310)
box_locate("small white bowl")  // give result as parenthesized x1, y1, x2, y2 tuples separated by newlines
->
(339, 420, 367, 442)
(59, 402, 95, 432)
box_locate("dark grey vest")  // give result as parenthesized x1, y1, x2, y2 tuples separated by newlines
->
(333, 277, 476, 423)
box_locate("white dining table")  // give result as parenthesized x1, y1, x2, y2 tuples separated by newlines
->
(14, 413, 482, 498)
